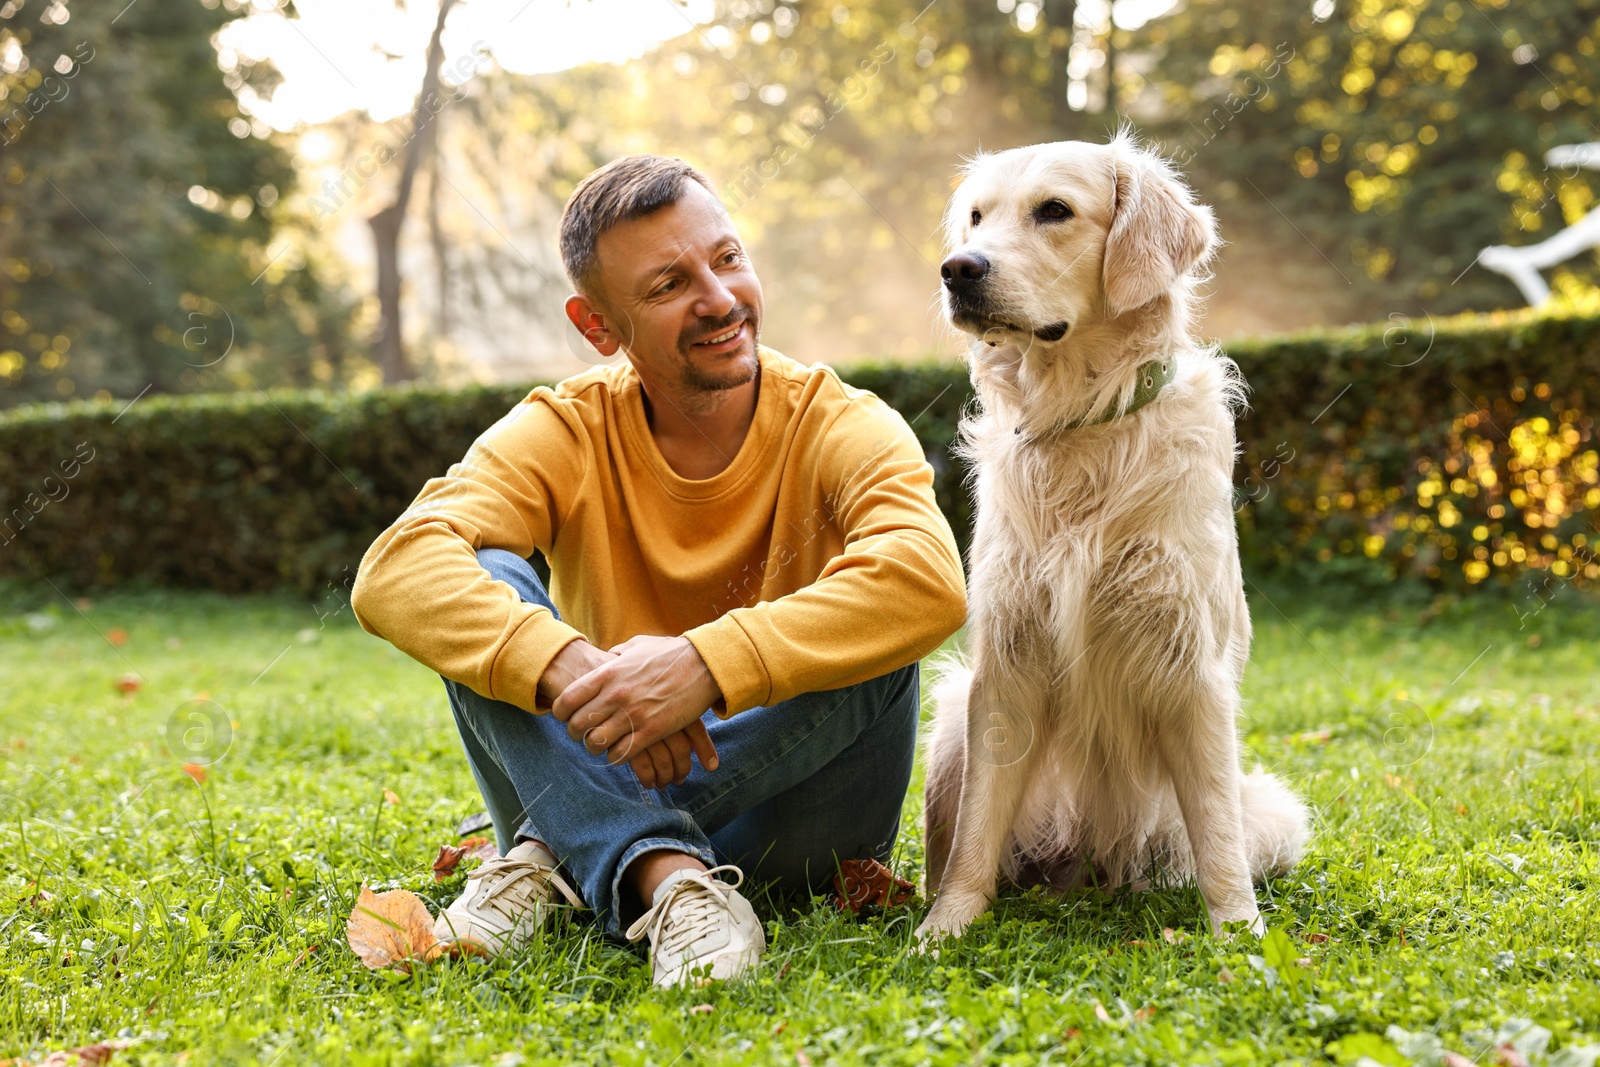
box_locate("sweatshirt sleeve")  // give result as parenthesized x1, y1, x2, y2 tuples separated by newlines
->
(349, 394, 589, 714)
(683, 392, 968, 716)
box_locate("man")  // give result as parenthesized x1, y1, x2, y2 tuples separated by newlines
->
(349, 154, 967, 987)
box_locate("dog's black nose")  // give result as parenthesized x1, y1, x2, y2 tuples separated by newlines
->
(941, 252, 990, 290)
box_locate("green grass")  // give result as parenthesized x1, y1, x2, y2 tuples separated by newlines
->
(2, 582, 1598, 1066)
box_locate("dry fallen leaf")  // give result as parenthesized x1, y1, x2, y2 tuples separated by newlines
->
(1493, 1045, 1532, 1067)
(383, 789, 400, 806)
(1217, 967, 1235, 983)
(432, 836, 498, 882)
(21, 1037, 141, 1066)
(181, 764, 207, 785)
(831, 858, 915, 914)
(112, 674, 141, 696)
(346, 884, 442, 972)
(1301, 932, 1330, 943)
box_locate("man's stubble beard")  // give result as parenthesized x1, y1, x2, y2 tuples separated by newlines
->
(675, 302, 761, 409)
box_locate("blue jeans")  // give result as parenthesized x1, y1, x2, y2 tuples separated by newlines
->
(441, 548, 920, 935)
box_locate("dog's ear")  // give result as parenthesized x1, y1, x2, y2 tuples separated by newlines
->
(1101, 145, 1217, 317)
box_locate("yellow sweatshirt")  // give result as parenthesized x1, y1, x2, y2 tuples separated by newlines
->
(349, 346, 968, 718)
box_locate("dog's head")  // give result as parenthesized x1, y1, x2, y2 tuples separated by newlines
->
(940, 134, 1217, 348)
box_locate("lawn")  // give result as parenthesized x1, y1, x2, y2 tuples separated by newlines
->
(2, 581, 1598, 1066)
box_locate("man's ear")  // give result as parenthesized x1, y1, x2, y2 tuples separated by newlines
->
(564, 294, 625, 358)
(1101, 144, 1218, 318)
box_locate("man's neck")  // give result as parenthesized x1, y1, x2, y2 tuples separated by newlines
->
(638, 371, 761, 481)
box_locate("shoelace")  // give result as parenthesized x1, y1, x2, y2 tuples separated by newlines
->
(468, 853, 584, 925)
(624, 864, 745, 958)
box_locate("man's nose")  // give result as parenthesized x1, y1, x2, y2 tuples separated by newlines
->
(692, 270, 738, 318)
(940, 251, 991, 293)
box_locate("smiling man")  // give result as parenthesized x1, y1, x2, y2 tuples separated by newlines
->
(349, 154, 967, 987)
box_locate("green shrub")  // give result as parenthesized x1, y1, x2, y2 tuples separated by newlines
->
(1, 307, 1594, 597)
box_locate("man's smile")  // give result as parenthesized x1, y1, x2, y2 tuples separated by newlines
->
(690, 320, 749, 353)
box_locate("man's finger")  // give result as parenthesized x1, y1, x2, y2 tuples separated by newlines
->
(584, 711, 634, 757)
(630, 750, 656, 790)
(550, 659, 616, 723)
(646, 741, 674, 790)
(686, 719, 719, 772)
(662, 730, 692, 785)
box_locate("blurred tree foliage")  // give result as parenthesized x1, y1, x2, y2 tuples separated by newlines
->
(425, 0, 1113, 367)
(0, 0, 359, 409)
(1123, 0, 1600, 314)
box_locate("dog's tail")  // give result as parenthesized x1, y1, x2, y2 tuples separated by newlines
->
(1238, 768, 1311, 880)
(921, 653, 973, 754)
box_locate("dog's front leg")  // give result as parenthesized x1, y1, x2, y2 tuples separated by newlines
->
(915, 663, 1042, 943)
(1156, 692, 1262, 937)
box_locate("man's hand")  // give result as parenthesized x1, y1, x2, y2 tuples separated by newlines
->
(551, 635, 722, 785)
(539, 636, 720, 789)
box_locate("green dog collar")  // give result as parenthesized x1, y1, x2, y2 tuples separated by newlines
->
(1014, 357, 1176, 439)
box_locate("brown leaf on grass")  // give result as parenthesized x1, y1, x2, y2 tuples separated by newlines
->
(831, 858, 915, 914)
(345, 884, 441, 972)
(1301, 932, 1330, 943)
(22, 1037, 140, 1066)
(1493, 1046, 1531, 1067)
(181, 764, 207, 784)
(112, 674, 141, 695)
(383, 789, 400, 806)
(1217, 967, 1235, 983)
(432, 836, 498, 881)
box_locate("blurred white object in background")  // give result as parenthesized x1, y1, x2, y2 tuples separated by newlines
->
(1479, 142, 1600, 306)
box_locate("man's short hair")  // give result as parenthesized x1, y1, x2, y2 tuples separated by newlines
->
(559, 154, 718, 296)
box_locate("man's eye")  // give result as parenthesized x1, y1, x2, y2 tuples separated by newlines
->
(1035, 199, 1073, 222)
(970, 208, 982, 227)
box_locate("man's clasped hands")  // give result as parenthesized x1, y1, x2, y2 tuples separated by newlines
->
(535, 634, 725, 790)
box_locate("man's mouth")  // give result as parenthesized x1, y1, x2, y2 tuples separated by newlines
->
(689, 320, 748, 352)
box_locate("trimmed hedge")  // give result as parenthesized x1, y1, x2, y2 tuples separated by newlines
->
(1, 307, 1595, 597)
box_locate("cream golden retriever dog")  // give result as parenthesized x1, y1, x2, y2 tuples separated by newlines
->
(915, 134, 1309, 944)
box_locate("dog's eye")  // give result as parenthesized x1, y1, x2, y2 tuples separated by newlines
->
(1035, 199, 1074, 223)
(970, 208, 982, 227)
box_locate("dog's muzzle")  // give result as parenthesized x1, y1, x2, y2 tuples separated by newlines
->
(941, 251, 1070, 343)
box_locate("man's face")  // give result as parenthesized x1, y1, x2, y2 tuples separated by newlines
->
(571, 181, 764, 397)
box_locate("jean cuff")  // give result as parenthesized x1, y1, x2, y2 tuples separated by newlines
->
(609, 835, 718, 937)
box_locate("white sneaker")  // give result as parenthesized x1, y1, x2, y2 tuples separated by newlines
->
(432, 841, 584, 957)
(624, 865, 766, 987)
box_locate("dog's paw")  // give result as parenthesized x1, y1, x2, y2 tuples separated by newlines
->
(1209, 908, 1265, 940)
(914, 894, 989, 949)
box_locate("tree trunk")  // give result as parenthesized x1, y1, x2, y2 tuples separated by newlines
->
(368, 0, 459, 385)
(1043, 0, 1078, 132)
